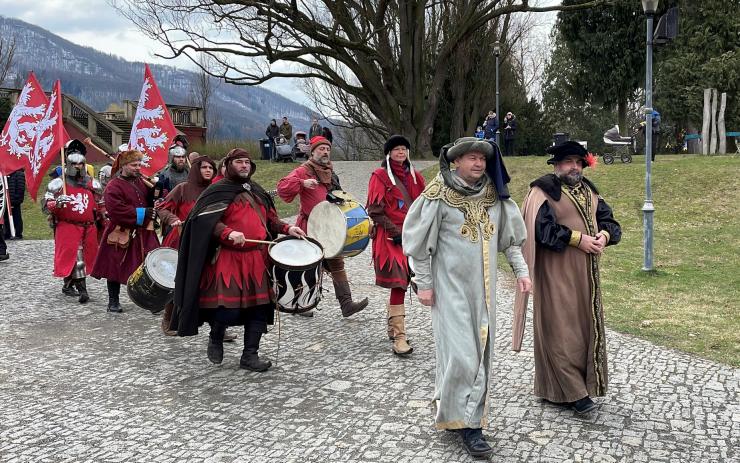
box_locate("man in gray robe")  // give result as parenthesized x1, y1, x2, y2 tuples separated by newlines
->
(403, 137, 531, 458)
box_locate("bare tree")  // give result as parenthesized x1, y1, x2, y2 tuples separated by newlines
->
(113, 0, 609, 156)
(0, 34, 17, 86)
(190, 53, 221, 141)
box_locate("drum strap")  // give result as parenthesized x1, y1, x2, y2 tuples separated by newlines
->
(243, 191, 270, 238)
(389, 172, 413, 209)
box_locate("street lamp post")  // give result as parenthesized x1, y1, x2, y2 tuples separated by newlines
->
(493, 41, 501, 147)
(641, 0, 659, 272)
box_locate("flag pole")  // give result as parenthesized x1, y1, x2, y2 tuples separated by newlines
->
(59, 144, 67, 195)
(1, 172, 16, 237)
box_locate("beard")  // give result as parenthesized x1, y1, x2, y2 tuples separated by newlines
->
(557, 170, 583, 186)
(313, 155, 330, 166)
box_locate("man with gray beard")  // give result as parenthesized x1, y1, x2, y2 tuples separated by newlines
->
(513, 141, 621, 415)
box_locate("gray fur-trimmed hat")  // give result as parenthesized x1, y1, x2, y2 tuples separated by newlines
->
(445, 137, 494, 161)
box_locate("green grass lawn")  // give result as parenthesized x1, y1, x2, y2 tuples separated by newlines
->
(423, 154, 740, 366)
(17, 160, 301, 240)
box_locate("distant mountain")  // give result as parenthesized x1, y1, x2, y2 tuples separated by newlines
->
(0, 16, 313, 140)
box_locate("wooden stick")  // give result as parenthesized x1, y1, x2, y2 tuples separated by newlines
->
(59, 144, 67, 195)
(243, 238, 276, 245)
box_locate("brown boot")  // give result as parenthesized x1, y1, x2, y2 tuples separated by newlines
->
(161, 302, 177, 336)
(388, 304, 413, 356)
(333, 280, 368, 317)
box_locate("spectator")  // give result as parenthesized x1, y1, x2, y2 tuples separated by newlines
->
(503, 112, 517, 156)
(321, 126, 333, 143)
(474, 126, 485, 139)
(3, 168, 25, 239)
(483, 111, 498, 141)
(279, 116, 293, 140)
(309, 118, 323, 138)
(265, 119, 280, 159)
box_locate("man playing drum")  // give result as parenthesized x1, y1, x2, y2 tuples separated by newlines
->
(366, 135, 425, 356)
(171, 148, 305, 371)
(42, 140, 104, 303)
(276, 136, 368, 318)
(156, 155, 217, 335)
(91, 150, 160, 313)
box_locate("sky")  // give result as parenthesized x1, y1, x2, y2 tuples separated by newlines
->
(1, 0, 559, 107)
(0, 0, 310, 104)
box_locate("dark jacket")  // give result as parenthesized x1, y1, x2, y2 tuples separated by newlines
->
(322, 127, 333, 143)
(504, 117, 517, 140)
(6, 169, 25, 204)
(265, 124, 280, 139)
(484, 116, 499, 139)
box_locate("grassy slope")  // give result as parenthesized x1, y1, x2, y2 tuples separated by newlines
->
(423, 154, 740, 366)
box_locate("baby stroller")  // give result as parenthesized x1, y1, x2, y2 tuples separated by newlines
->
(602, 125, 635, 164)
(292, 131, 310, 159)
(274, 135, 295, 162)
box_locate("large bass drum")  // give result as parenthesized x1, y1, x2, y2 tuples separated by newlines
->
(127, 247, 178, 313)
(269, 236, 324, 314)
(307, 191, 370, 259)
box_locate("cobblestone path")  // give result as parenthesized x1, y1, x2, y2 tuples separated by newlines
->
(0, 161, 737, 462)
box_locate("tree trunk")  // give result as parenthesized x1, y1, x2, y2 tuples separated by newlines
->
(617, 99, 628, 135)
(702, 88, 711, 155)
(718, 92, 727, 154)
(709, 88, 718, 155)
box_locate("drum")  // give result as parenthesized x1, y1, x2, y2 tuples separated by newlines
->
(269, 236, 324, 314)
(127, 247, 178, 313)
(307, 191, 370, 259)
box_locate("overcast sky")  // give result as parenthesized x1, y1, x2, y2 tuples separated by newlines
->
(1, 1, 558, 107)
(0, 0, 309, 103)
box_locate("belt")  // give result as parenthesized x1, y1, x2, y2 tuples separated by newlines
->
(60, 220, 95, 226)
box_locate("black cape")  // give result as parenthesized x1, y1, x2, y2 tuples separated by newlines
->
(171, 178, 276, 336)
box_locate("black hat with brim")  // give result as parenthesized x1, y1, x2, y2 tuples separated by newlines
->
(546, 140, 589, 166)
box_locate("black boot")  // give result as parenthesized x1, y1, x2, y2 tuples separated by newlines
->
(106, 281, 122, 313)
(240, 329, 271, 372)
(207, 323, 226, 364)
(75, 278, 89, 303)
(458, 428, 493, 458)
(62, 277, 79, 297)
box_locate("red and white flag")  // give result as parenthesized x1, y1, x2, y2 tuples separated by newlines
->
(27, 80, 69, 201)
(0, 72, 48, 174)
(128, 64, 177, 177)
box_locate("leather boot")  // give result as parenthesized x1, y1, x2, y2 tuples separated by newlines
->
(161, 302, 177, 336)
(75, 278, 89, 303)
(62, 277, 79, 297)
(240, 329, 272, 372)
(207, 323, 225, 364)
(333, 280, 368, 318)
(106, 281, 122, 313)
(388, 304, 413, 356)
(386, 305, 394, 340)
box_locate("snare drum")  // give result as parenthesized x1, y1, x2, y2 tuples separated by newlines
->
(127, 247, 178, 313)
(307, 191, 370, 259)
(269, 236, 324, 314)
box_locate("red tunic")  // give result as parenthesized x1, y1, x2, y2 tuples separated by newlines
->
(276, 164, 330, 231)
(157, 184, 200, 249)
(47, 181, 99, 278)
(367, 167, 425, 288)
(91, 176, 160, 284)
(198, 192, 291, 309)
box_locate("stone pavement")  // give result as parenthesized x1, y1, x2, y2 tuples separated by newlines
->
(0, 161, 737, 462)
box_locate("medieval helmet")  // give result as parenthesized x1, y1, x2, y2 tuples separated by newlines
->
(65, 139, 87, 177)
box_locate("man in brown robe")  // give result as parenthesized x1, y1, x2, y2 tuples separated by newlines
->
(513, 141, 621, 414)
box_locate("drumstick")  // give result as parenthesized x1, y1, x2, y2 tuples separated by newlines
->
(242, 238, 276, 245)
